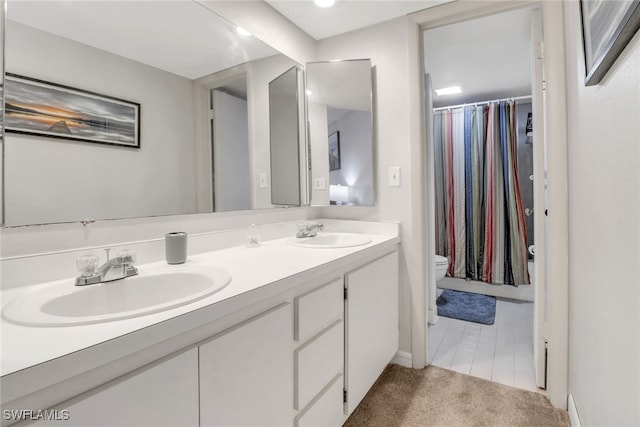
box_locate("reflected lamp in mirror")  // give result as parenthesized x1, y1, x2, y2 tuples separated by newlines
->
(329, 184, 350, 205)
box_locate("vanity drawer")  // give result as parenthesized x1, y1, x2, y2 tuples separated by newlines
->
(295, 375, 344, 427)
(294, 320, 344, 410)
(295, 278, 343, 342)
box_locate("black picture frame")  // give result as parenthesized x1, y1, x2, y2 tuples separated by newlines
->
(4, 73, 141, 148)
(580, 0, 640, 86)
(328, 131, 341, 171)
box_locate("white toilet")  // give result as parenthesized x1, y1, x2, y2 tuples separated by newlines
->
(435, 255, 449, 282)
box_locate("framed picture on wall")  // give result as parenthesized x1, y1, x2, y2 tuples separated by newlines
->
(328, 131, 341, 171)
(4, 73, 141, 148)
(580, 0, 640, 86)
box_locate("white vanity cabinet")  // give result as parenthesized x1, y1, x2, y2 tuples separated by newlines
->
(199, 303, 293, 427)
(30, 348, 199, 427)
(293, 279, 344, 427)
(344, 251, 399, 416)
(7, 238, 400, 427)
(293, 249, 399, 425)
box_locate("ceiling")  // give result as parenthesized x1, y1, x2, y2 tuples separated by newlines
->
(264, 0, 451, 40)
(423, 7, 534, 107)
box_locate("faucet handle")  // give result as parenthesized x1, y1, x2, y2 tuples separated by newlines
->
(117, 249, 137, 266)
(295, 222, 324, 238)
(76, 254, 99, 277)
(296, 223, 311, 238)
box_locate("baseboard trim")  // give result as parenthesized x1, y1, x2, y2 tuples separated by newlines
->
(568, 394, 581, 427)
(391, 351, 412, 368)
(428, 308, 439, 325)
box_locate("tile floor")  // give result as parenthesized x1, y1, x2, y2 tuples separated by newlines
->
(428, 293, 538, 392)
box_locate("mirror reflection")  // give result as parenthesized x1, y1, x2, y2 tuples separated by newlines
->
(269, 66, 308, 207)
(306, 59, 374, 206)
(210, 77, 250, 212)
(2, 0, 301, 226)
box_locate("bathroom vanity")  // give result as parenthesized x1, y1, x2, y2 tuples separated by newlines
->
(0, 221, 399, 427)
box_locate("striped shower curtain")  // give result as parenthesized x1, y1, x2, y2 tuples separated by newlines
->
(434, 101, 529, 286)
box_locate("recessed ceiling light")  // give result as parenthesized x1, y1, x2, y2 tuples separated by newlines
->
(236, 26, 251, 37)
(314, 0, 336, 8)
(435, 86, 462, 96)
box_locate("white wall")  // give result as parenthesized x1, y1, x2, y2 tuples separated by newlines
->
(564, 1, 640, 425)
(314, 17, 417, 356)
(4, 21, 197, 225)
(310, 103, 331, 206)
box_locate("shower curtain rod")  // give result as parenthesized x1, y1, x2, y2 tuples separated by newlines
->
(433, 95, 532, 111)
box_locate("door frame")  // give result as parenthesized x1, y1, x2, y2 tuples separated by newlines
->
(530, 7, 547, 389)
(408, 0, 569, 409)
(193, 64, 249, 214)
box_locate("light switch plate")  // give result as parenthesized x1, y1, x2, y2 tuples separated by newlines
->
(388, 167, 401, 187)
(313, 178, 326, 190)
(259, 173, 268, 189)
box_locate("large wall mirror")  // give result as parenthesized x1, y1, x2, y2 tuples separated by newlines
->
(306, 59, 374, 207)
(0, 0, 304, 227)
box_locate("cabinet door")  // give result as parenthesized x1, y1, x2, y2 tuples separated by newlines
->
(345, 251, 399, 415)
(294, 278, 343, 343)
(295, 320, 343, 410)
(35, 348, 199, 427)
(294, 375, 344, 427)
(199, 303, 293, 427)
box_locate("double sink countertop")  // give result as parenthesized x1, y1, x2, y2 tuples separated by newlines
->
(1, 221, 400, 405)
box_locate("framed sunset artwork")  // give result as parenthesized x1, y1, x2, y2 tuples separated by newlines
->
(4, 73, 140, 148)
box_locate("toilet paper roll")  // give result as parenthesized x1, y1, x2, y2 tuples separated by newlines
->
(528, 245, 535, 256)
(166, 232, 188, 264)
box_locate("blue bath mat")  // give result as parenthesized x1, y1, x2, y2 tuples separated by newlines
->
(436, 289, 496, 325)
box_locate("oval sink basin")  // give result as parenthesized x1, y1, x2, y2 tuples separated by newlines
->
(2, 266, 231, 327)
(288, 232, 372, 249)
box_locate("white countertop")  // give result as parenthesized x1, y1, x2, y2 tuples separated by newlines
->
(1, 229, 399, 382)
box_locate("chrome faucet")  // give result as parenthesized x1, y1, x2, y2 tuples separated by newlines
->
(75, 249, 139, 286)
(296, 222, 324, 238)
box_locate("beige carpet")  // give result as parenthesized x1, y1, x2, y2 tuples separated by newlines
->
(344, 365, 570, 427)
